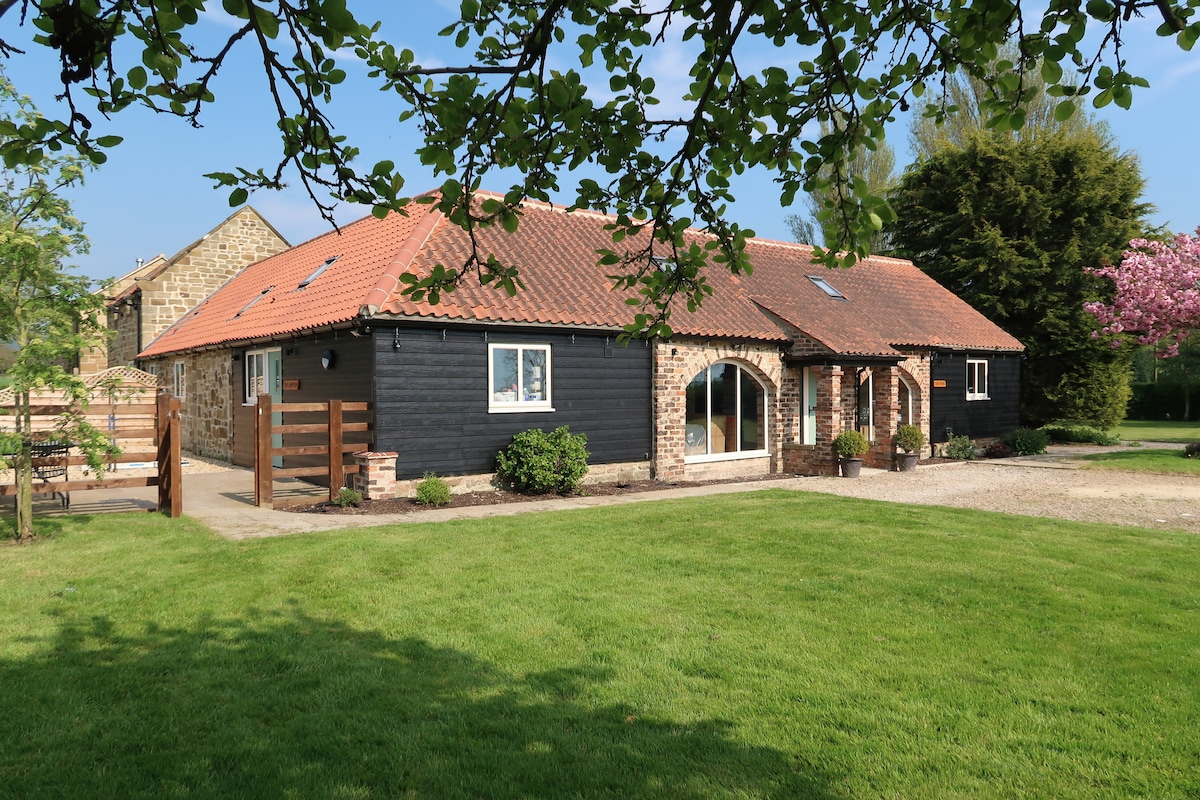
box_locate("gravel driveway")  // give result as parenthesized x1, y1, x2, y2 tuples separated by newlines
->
(796, 444, 1200, 534)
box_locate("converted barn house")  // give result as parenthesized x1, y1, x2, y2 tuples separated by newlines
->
(138, 193, 1023, 486)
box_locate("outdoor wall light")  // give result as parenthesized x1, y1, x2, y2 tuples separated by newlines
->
(321, 349, 336, 370)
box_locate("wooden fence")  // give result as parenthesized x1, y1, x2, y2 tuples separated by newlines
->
(253, 395, 371, 508)
(0, 393, 182, 517)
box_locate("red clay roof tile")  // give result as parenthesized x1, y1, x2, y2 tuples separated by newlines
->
(140, 193, 1023, 358)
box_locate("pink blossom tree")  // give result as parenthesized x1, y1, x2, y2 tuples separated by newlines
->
(1085, 231, 1200, 358)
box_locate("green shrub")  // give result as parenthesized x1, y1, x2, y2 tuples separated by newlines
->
(1001, 428, 1050, 456)
(331, 487, 363, 507)
(943, 434, 977, 460)
(495, 426, 590, 494)
(415, 472, 452, 506)
(1040, 421, 1120, 446)
(892, 424, 925, 453)
(832, 429, 870, 458)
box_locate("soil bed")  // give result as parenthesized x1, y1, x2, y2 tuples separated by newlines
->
(285, 475, 795, 515)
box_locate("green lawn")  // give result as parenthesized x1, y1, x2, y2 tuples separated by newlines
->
(3, 494, 1198, 799)
(1113, 419, 1200, 443)
(1077, 447, 1200, 475)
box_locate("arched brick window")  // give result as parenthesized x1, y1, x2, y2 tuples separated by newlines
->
(683, 361, 768, 461)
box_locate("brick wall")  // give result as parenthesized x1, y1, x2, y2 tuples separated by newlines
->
(781, 352, 933, 475)
(652, 339, 784, 482)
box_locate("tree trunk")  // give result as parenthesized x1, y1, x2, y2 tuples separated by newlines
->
(15, 390, 34, 541)
(1185, 386, 1193, 422)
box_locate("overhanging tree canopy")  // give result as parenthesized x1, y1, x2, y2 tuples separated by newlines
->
(1, 0, 1195, 335)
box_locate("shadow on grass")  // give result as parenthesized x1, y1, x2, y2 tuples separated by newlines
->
(0, 607, 836, 799)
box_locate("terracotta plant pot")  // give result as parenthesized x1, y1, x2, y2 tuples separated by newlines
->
(896, 452, 920, 472)
(840, 457, 863, 478)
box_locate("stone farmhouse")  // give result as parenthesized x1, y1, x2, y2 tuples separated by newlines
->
(78, 207, 289, 376)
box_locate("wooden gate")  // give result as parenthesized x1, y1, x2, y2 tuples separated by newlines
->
(252, 395, 371, 508)
(0, 393, 182, 516)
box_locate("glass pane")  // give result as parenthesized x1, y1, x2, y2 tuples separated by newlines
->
(740, 369, 764, 452)
(522, 348, 547, 401)
(492, 348, 519, 402)
(685, 368, 709, 455)
(712, 364, 737, 452)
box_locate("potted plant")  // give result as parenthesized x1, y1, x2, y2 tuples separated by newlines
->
(892, 424, 925, 472)
(832, 429, 870, 478)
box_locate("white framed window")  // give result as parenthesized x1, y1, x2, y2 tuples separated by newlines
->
(172, 360, 186, 401)
(684, 361, 769, 461)
(966, 359, 989, 401)
(244, 348, 280, 405)
(488, 344, 553, 412)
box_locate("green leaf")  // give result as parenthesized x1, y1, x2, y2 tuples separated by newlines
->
(228, 187, 249, 206)
(1040, 59, 1063, 84)
(1054, 99, 1076, 121)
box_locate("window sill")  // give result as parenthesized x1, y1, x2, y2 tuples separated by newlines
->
(684, 449, 770, 464)
(488, 405, 556, 414)
(966, 395, 990, 401)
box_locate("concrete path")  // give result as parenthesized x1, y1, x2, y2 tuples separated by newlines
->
(9, 441, 1190, 539)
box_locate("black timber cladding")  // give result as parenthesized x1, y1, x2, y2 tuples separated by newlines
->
(929, 352, 1021, 443)
(374, 325, 653, 480)
(278, 332, 373, 480)
(230, 334, 373, 471)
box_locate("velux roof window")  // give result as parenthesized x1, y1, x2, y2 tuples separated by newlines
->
(807, 275, 846, 299)
(297, 255, 340, 290)
(233, 286, 274, 318)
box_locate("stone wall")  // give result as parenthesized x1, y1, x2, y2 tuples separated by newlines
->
(145, 351, 235, 461)
(106, 302, 141, 367)
(651, 339, 784, 482)
(136, 208, 288, 349)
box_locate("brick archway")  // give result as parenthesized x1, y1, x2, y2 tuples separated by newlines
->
(652, 341, 783, 481)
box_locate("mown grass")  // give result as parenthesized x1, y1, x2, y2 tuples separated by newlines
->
(1113, 419, 1200, 444)
(1076, 447, 1200, 475)
(2, 493, 1198, 799)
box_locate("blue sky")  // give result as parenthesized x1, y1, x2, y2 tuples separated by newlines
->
(4, 4, 1199, 283)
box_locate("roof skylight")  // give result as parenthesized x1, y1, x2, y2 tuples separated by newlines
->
(807, 275, 846, 299)
(297, 255, 340, 290)
(233, 286, 274, 318)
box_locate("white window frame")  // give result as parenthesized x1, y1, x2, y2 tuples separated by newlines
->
(487, 343, 554, 413)
(966, 359, 989, 401)
(244, 348, 280, 405)
(898, 374, 915, 426)
(684, 361, 770, 463)
(172, 360, 186, 401)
